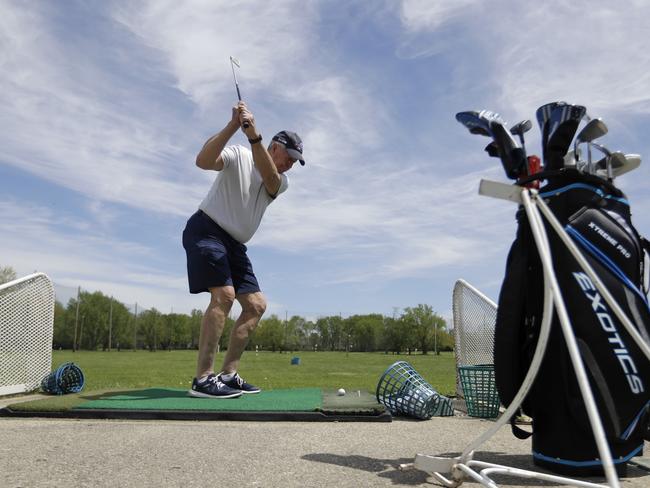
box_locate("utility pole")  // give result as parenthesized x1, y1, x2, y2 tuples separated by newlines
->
(284, 310, 288, 353)
(133, 302, 138, 351)
(73, 286, 80, 352)
(79, 314, 85, 350)
(108, 296, 113, 352)
(170, 306, 173, 350)
(434, 321, 438, 356)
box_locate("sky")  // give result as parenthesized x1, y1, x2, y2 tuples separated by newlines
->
(2, 0, 650, 323)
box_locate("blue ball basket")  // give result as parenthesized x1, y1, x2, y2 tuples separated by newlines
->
(41, 362, 85, 395)
(376, 360, 452, 419)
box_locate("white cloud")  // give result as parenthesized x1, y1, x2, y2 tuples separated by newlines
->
(494, 3, 650, 116)
(400, 0, 480, 31)
(112, 0, 319, 108)
(396, 0, 650, 115)
(0, 199, 186, 303)
(3, 0, 649, 320)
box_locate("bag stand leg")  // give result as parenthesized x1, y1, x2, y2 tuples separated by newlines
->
(402, 181, 650, 488)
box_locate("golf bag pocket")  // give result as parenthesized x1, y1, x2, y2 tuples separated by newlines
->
(566, 205, 642, 287)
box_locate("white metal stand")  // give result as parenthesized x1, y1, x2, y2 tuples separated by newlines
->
(402, 180, 650, 488)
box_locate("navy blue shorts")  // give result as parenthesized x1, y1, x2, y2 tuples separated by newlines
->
(182, 210, 260, 295)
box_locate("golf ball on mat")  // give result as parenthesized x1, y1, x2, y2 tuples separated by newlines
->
(337, 388, 346, 396)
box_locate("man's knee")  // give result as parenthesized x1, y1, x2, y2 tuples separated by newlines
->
(241, 292, 267, 319)
(208, 286, 236, 312)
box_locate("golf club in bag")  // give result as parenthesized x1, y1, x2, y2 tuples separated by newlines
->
(405, 103, 650, 488)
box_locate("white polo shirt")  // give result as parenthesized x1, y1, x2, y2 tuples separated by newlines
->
(199, 145, 289, 243)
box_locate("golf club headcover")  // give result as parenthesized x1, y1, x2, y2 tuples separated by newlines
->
(489, 121, 526, 179)
(545, 104, 586, 170)
(456, 111, 491, 136)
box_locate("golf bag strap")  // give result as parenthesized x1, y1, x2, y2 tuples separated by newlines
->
(642, 237, 650, 295)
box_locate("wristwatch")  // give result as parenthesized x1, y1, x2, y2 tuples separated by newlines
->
(248, 135, 263, 145)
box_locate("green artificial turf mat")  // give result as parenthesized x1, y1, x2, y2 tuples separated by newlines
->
(1, 387, 391, 421)
(74, 387, 322, 412)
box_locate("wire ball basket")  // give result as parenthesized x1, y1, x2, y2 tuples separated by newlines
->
(40, 362, 85, 395)
(376, 360, 449, 420)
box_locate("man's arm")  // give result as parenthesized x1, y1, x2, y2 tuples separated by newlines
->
(195, 106, 240, 171)
(239, 103, 282, 195)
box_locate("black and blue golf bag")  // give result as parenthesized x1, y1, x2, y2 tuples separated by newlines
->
(494, 168, 650, 476)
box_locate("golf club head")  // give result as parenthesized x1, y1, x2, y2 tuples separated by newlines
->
(229, 56, 241, 68)
(544, 103, 587, 170)
(489, 120, 526, 179)
(595, 153, 641, 179)
(576, 118, 608, 144)
(510, 119, 532, 137)
(595, 152, 625, 170)
(615, 154, 642, 177)
(592, 152, 622, 180)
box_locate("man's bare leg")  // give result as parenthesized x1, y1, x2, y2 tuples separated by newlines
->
(221, 291, 266, 374)
(196, 285, 235, 379)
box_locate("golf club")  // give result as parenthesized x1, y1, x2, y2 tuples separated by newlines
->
(229, 56, 250, 129)
(586, 141, 612, 178)
(510, 119, 532, 150)
(573, 118, 608, 175)
(587, 141, 630, 182)
(592, 147, 637, 181)
(456, 110, 525, 179)
(607, 154, 642, 179)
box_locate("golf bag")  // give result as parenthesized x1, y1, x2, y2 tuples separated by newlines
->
(494, 169, 650, 476)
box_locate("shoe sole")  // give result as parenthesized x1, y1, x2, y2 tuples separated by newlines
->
(240, 389, 261, 394)
(187, 389, 242, 399)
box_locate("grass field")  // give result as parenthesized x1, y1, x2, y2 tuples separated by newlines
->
(51, 350, 457, 395)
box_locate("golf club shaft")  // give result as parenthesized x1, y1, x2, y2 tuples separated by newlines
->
(235, 86, 250, 129)
(230, 58, 250, 129)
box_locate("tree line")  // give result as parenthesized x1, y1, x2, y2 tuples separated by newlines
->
(52, 290, 454, 354)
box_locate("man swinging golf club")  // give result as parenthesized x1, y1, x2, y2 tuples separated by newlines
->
(183, 101, 305, 398)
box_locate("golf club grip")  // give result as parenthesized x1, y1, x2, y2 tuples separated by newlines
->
(243, 121, 250, 129)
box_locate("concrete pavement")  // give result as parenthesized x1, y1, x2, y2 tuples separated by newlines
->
(1, 411, 649, 487)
